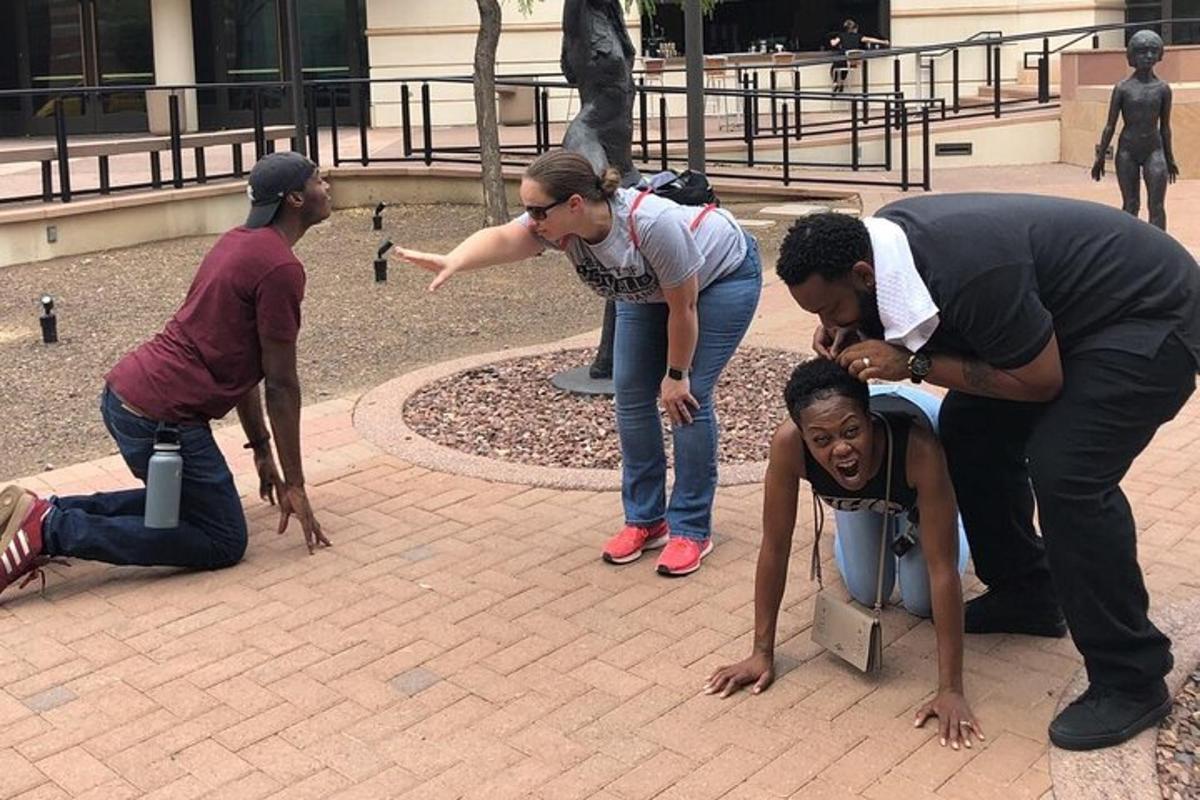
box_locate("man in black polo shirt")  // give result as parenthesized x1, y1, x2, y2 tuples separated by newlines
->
(775, 194, 1200, 751)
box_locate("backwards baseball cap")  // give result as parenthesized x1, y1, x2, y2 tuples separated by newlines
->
(245, 151, 317, 229)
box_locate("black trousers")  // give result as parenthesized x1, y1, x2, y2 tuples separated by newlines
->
(939, 335, 1197, 689)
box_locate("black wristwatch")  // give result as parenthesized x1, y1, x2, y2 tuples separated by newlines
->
(666, 366, 688, 381)
(907, 351, 932, 384)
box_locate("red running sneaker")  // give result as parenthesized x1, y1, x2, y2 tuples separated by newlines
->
(0, 490, 54, 595)
(602, 520, 669, 565)
(656, 536, 713, 577)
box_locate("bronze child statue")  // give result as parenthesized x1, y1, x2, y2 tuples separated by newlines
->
(1091, 30, 1179, 230)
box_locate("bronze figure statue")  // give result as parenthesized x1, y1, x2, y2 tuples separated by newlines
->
(560, 0, 642, 382)
(561, 0, 641, 188)
(1092, 30, 1179, 230)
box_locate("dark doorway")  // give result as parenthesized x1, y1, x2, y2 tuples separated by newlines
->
(1126, 0, 1200, 44)
(2, 0, 154, 137)
(192, 0, 366, 131)
(641, 0, 887, 56)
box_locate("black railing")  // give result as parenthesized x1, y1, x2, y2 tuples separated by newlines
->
(1, 17, 1194, 206)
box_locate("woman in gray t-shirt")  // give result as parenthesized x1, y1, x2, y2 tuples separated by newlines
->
(396, 150, 761, 577)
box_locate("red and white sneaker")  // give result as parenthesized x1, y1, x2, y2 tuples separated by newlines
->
(656, 536, 713, 577)
(0, 490, 54, 595)
(602, 520, 670, 565)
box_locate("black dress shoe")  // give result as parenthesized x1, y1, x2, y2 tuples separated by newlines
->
(1049, 680, 1171, 751)
(964, 579, 1068, 638)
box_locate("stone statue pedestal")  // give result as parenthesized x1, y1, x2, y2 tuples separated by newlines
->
(551, 298, 617, 397)
(550, 366, 614, 397)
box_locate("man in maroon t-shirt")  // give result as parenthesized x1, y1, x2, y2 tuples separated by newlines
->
(0, 152, 333, 595)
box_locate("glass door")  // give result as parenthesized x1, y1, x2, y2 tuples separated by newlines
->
(21, 0, 152, 135)
(92, 0, 155, 131)
(26, 0, 89, 133)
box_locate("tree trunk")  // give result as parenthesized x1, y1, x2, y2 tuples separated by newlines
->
(474, 0, 509, 226)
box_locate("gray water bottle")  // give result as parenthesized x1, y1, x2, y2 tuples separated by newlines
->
(145, 426, 182, 529)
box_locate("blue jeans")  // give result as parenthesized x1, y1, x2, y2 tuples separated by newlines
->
(42, 387, 248, 569)
(614, 233, 762, 541)
(833, 384, 970, 618)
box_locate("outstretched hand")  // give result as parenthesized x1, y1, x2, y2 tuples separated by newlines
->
(394, 247, 457, 291)
(1091, 159, 1105, 181)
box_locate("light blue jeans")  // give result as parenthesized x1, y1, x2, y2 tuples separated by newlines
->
(833, 384, 970, 618)
(614, 233, 762, 541)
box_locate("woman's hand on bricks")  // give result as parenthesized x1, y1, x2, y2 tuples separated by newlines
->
(704, 651, 775, 698)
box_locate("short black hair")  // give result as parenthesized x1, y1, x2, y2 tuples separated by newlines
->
(775, 212, 872, 286)
(784, 358, 868, 423)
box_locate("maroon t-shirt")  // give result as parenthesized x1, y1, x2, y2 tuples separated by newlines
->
(106, 226, 306, 422)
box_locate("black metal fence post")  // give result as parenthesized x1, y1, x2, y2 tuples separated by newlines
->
(884, 95, 894, 171)
(99, 155, 111, 194)
(401, 83, 412, 157)
(358, 82, 370, 165)
(993, 46, 1002, 118)
(781, 102, 790, 185)
(54, 98, 71, 202)
(952, 48, 960, 113)
(768, 69, 777, 133)
(253, 89, 266, 160)
(328, 86, 340, 166)
(639, 79, 649, 162)
(533, 81, 544, 153)
(850, 98, 860, 171)
(540, 87, 550, 148)
(751, 71, 759, 135)
(862, 58, 870, 124)
(150, 151, 162, 189)
(168, 93, 183, 188)
(900, 103, 909, 191)
(306, 85, 320, 164)
(922, 103, 931, 190)
(659, 96, 668, 171)
(893, 58, 902, 126)
(41, 161, 53, 203)
(421, 82, 434, 165)
(793, 68, 802, 140)
(1038, 37, 1050, 103)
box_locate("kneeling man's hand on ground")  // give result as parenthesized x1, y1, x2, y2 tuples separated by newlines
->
(278, 485, 331, 555)
(253, 448, 284, 506)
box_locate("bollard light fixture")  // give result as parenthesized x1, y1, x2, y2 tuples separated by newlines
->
(374, 239, 393, 282)
(39, 294, 58, 344)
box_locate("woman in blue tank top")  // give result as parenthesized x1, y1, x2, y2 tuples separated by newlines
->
(706, 358, 980, 750)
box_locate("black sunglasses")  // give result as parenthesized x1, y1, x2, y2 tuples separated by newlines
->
(524, 196, 570, 221)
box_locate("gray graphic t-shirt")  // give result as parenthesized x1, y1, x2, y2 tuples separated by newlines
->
(518, 187, 748, 303)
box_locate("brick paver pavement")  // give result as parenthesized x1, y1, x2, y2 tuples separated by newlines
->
(0, 168, 1197, 799)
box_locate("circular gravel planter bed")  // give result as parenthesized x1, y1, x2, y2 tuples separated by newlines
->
(402, 346, 799, 470)
(1159, 668, 1200, 799)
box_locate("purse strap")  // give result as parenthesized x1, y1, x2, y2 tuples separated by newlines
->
(810, 413, 896, 616)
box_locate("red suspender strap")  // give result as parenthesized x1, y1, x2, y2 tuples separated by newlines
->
(690, 203, 717, 232)
(628, 189, 650, 250)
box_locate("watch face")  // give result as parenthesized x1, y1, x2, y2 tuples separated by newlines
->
(911, 352, 932, 377)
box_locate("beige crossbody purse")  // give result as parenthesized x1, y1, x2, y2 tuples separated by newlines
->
(810, 415, 894, 673)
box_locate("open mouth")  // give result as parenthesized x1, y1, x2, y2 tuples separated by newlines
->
(834, 458, 861, 481)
